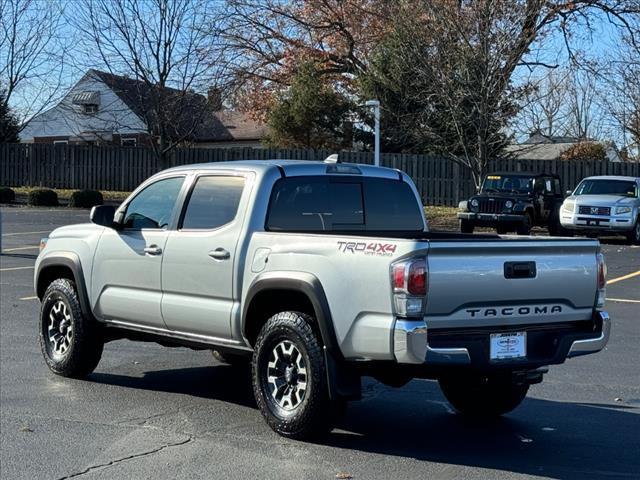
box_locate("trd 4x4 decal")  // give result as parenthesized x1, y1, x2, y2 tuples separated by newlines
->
(337, 241, 397, 256)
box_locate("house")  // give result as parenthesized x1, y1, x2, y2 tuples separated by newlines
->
(20, 69, 267, 147)
(505, 132, 624, 162)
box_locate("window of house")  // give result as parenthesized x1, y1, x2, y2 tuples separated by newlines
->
(83, 104, 98, 114)
(121, 138, 137, 147)
(180, 176, 245, 230)
(53, 140, 68, 146)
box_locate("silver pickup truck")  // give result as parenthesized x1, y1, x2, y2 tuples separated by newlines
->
(35, 159, 610, 439)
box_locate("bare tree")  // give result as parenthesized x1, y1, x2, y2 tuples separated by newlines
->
(72, 0, 228, 167)
(516, 70, 571, 138)
(564, 69, 607, 140)
(603, 34, 640, 158)
(0, 0, 70, 128)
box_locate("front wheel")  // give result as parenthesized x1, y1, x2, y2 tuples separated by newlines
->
(439, 375, 529, 417)
(252, 311, 339, 439)
(516, 212, 533, 235)
(39, 278, 104, 378)
(460, 219, 475, 234)
(626, 217, 640, 245)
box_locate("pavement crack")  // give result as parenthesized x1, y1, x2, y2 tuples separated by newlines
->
(55, 436, 193, 479)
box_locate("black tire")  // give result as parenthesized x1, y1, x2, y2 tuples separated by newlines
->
(460, 219, 475, 234)
(547, 208, 566, 236)
(39, 278, 103, 378)
(439, 374, 529, 417)
(252, 311, 337, 439)
(516, 212, 533, 235)
(626, 217, 640, 245)
(211, 349, 250, 366)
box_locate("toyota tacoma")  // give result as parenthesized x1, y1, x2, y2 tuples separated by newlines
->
(35, 159, 610, 439)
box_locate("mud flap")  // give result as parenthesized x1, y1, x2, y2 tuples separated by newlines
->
(324, 346, 361, 400)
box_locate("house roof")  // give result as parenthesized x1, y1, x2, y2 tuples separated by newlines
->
(505, 142, 579, 161)
(88, 69, 266, 142)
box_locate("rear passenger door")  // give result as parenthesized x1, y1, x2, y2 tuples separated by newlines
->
(161, 173, 251, 338)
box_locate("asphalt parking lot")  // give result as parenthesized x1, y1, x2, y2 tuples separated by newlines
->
(1, 206, 639, 480)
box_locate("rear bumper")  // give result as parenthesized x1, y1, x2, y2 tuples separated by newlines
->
(458, 212, 526, 226)
(393, 311, 610, 368)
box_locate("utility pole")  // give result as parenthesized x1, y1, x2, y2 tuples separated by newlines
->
(366, 100, 380, 166)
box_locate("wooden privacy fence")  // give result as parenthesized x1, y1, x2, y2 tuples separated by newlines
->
(1, 143, 639, 206)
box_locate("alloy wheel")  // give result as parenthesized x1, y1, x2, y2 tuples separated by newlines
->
(266, 340, 308, 411)
(47, 300, 73, 357)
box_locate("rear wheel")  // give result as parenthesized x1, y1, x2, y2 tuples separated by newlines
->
(516, 212, 533, 235)
(626, 217, 640, 245)
(252, 311, 340, 439)
(460, 219, 475, 234)
(439, 374, 529, 417)
(39, 278, 103, 378)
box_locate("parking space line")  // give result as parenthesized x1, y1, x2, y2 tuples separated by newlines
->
(608, 298, 640, 304)
(19, 296, 38, 301)
(607, 270, 640, 285)
(0, 266, 34, 272)
(1, 230, 50, 237)
(2, 246, 39, 252)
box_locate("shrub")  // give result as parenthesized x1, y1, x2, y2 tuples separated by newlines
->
(69, 189, 104, 208)
(28, 189, 58, 206)
(0, 187, 15, 203)
(560, 142, 607, 161)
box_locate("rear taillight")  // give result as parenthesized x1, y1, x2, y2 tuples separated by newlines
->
(408, 260, 427, 295)
(391, 258, 427, 318)
(596, 252, 606, 308)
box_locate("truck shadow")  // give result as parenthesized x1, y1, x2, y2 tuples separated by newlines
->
(91, 366, 639, 479)
(329, 379, 640, 480)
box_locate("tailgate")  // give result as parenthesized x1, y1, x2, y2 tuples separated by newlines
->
(425, 238, 599, 329)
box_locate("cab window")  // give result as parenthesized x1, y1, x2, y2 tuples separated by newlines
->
(180, 176, 245, 230)
(123, 176, 185, 230)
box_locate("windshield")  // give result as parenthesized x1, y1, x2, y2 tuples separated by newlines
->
(481, 175, 534, 194)
(574, 180, 637, 197)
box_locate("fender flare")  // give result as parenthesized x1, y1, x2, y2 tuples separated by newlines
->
(242, 271, 343, 361)
(513, 202, 534, 214)
(36, 252, 96, 321)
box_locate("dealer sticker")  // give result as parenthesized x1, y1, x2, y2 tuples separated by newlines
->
(490, 332, 526, 360)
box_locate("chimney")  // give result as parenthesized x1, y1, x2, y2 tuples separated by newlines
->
(207, 87, 223, 111)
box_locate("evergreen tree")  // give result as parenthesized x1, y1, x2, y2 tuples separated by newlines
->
(0, 92, 20, 143)
(265, 63, 354, 150)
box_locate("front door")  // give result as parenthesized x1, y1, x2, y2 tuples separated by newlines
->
(91, 175, 186, 328)
(161, 173, 249, 338)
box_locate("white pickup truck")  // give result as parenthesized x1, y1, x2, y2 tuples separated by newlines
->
(35, 159, 610, 439)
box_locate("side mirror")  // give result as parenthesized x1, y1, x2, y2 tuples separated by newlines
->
(90, 205, 116, 228)
(565, 190, 573, 196)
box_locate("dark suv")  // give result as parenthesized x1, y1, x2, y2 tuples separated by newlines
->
(457, 172, 565, 235)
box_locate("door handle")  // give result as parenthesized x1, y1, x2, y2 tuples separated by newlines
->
(208, 248, 230, 260)
(143, 245, 162, 255)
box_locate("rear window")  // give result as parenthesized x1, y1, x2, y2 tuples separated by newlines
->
(266, 176, 424, 232)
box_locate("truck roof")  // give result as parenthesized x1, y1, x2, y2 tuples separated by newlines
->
(581, 175, 639, 182)
(163, 159, 405, 180)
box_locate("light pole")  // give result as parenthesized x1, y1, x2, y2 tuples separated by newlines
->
(365, 99, 380, 166)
